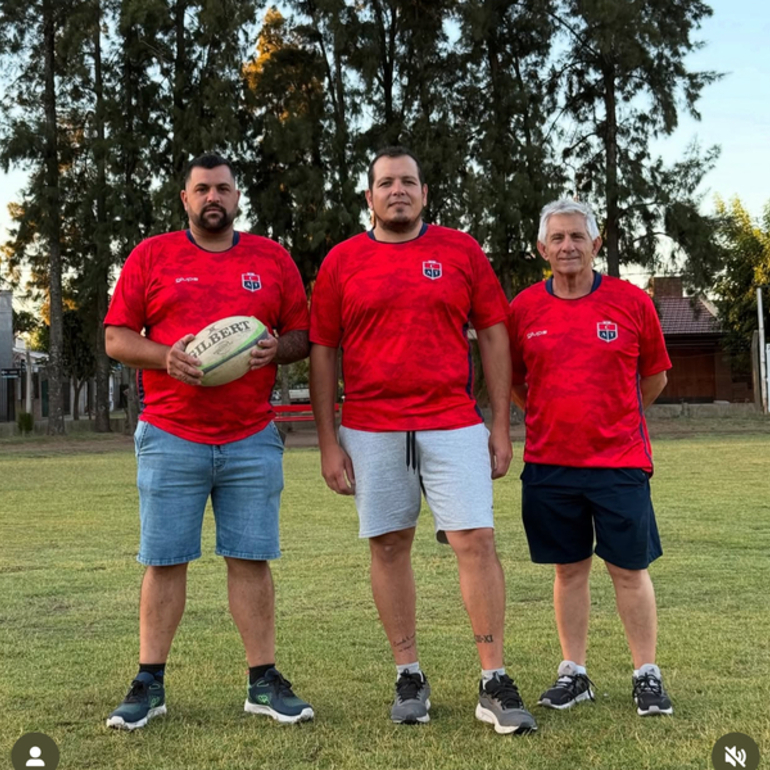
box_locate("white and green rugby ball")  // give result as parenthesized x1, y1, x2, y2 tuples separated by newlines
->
(187, 315, 269, 387)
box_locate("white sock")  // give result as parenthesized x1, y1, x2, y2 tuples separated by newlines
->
(634, 663, 660, 678)
(396, 662, 421, 678)
(482, 667, 506, 684)
(559, 660, 587, 677)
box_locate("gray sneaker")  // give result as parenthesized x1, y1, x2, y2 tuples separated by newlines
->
(391, 670, 431, 724)
(476, 673, 537, 735)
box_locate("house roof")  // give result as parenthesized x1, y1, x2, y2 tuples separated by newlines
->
(656, 295, 721, 336)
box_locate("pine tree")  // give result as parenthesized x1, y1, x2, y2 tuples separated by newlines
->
(553, 0, 721, 280)
(0, 0, 86, 433)
(457, 0, 562, 297)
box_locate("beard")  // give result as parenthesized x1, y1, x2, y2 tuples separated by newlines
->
(377, 204, 423, 234)
(190, 204, 236, 233)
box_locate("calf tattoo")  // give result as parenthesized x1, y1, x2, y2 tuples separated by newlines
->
(394, 633, 416, 651)
(474, 634, 494, 643)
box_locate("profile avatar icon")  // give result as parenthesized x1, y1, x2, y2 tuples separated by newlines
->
(26, 746, 45, 767)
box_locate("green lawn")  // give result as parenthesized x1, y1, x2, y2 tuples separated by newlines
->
(1, 435, 769, 769)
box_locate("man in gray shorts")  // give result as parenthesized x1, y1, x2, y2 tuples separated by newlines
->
(309, 146, 537, 735)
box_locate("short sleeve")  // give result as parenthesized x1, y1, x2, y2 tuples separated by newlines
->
(309, 252, 343, 347)
(276, 249, 310, 334)
(104, 243, 149, 332)
(638, 294, 672, 377)
(468, 240, 509, 330)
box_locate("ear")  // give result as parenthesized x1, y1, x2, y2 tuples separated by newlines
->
(536, 240, 547, 260)
(365, 188, 373, 210)
(592, 236, 603, 256)
(180, 189, 188, 211)
(421, 184, 428, 207)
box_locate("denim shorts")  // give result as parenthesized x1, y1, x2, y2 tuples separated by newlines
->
(339, 423, 494, 540)
(134, 420, 284, 566)
(521, 463, 662, 570)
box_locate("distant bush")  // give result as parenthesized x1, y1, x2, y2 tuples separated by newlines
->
(17, 410, 34, 434)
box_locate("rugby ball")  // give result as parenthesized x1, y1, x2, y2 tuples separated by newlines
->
(186, 315, 270, 387)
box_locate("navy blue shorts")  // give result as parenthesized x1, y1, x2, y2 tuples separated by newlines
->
(521, 464, 662, 570)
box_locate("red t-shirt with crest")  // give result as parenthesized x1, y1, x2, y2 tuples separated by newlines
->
(508, 274, 671, 471)
(310, 225, 509, 431)
(105, 230, 309, 443)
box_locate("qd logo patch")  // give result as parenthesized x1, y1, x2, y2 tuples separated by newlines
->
(242, 273, 261, 292)
(423, 261, 442, 280)
(597, 321, 618, 343)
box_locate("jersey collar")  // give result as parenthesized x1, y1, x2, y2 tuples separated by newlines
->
(367, 222, 429, 243)
(185, 229, 240, 252)
(545, 270, 602, 297)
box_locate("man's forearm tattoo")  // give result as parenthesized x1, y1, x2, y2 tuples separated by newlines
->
(474, 634, 494, 643)
(275, 330, 309, 365)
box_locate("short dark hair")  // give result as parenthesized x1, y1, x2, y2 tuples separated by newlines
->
(367, 146, 425, 189)
(184, 153, 236, 185)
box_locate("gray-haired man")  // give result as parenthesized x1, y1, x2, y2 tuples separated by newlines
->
(508, 199, 674, 716)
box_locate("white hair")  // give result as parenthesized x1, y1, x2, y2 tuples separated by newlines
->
(538, 199, 600, 242)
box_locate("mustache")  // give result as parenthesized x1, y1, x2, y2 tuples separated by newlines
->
(203, 205, 225, 214)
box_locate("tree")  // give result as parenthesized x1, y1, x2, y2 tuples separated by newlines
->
(712, 198, 770, 368)
(457, 0, 563, 297)
(241, 8, 332, 286)
(553, 0, 721, 281)
(12, 309, 40, 337)
(0, 0, 85, 434)
(150, 0, 261, 230)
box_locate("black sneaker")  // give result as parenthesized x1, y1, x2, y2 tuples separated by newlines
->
(538, 661, 595, 710)
(391, 670, 431, 724)
(633, 664, 673, 716)
(475, 673, 537, 735)
(245, 667, 314, 723)
(106, 672, 166, 730)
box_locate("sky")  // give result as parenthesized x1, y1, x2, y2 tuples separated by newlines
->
(0, 0, 768, 292)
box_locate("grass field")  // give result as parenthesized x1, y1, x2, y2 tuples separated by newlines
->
(1, 434, 769, 770)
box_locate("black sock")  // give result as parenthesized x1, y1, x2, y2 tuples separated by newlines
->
(139, 663, 165, 681)
(249, 663, 275, 684)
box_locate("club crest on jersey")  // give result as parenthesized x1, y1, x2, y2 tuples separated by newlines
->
(242, 273, 261, 292)
(423, 261, 442, 280)
(597, 320, 618, 343)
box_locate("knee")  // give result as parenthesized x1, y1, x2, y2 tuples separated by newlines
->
(146, 563, 188, 580)
(225, 557, 269, 576)
(555, 559, 592, 587)
(448, 528, 497, 562)
(606, 563, 648, 589)
(370, 530, 413, 564)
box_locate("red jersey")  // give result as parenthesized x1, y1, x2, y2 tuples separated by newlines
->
(105, 230, 309, 444)
(508, 274, 671, 471)
(310, 225, 509, 431)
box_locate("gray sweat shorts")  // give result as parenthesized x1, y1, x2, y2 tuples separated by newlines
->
(338, 423, 494, 540)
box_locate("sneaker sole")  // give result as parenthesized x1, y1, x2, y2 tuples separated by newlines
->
(392, 699, 431, 724)
(244, 700, 314, 724)
(538, 689, 594, 710)
(475, 704, 537, 735)
(637, 705, 674, 716)
(106, 704, 167, 731)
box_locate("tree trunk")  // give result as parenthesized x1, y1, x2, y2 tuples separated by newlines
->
(125, 368, 139, 434)
(279, 364, 292, 432)
(602, 64, 620, 277)
(73, 379, 83, 420)
(93, 0, 112, 432)
(43, 0, 66, 435)
(172, 0, 188, 228)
